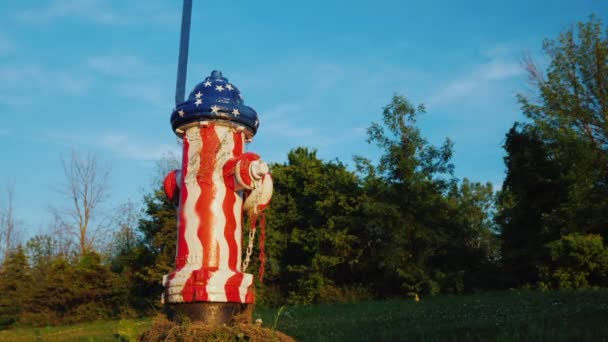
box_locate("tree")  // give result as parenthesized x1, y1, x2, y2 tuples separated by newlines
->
(496, 125, 568, 286)
(124, 154, 180, 311)
(0, 181, 20, 261)
(265, 148, 362, 304)
(25, 234, 62, 270)
(538, 233, 608, 289)
(518, 16, 608, 236)
(51, 152, 111, 256)
(355, 95, 462, 296)
(497, 16, 608, 287)
(520, 15, 608, 154)
(0, 246, 32, 328)
(444, 179, 500, 291)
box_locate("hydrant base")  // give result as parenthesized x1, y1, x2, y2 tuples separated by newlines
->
(165, 302, 252, 325)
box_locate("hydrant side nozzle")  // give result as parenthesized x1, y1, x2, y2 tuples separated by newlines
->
(250, 160, 269, 180)
(163, 169, 181, 203)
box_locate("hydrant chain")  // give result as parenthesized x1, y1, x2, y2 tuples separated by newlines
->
(242, 222, 256, 272)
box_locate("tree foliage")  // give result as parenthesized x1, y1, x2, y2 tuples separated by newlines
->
(263, 148, 362, 304)
(354, 95, 497, 296)
(498, 16, 608, 288)
(539, 233, 608, 289)
(520, 16, 608, 153)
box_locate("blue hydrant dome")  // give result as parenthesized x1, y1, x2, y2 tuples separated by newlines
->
(170, 70, 259, 137)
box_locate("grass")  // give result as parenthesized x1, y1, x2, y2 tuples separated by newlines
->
(255, 289, 608, 341)
(0, 318, 152, 342)
(1, 289, 608, 341)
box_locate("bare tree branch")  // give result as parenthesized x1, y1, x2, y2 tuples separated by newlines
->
(0, 181, 19, 261)
(51, 151, 111, 256)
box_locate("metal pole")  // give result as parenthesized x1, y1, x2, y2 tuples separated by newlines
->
(175, 0, 193, 106)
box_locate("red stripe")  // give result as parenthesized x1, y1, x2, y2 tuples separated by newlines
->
(225, 273, 244, 302)
(182, 276, 195, 302)
(224, 132, 251, 303)
(245, 288, 255, 303)
(223, 132, 242, 271)
(197, 124, 221, 268)
(175, 134, 190, 270)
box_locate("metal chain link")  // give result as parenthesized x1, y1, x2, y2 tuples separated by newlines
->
(242, 222, 256, 272)
(242, 177, 263, 271)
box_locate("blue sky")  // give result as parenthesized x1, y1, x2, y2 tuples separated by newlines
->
(1, 0, 606, 238)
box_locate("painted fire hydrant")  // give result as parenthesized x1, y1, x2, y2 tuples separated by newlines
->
(162, 70, 273, 323)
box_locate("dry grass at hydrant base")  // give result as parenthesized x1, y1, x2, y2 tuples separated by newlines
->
(138, 315, 296, 342)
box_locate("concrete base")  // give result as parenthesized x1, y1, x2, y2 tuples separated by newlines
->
(165, 302, 252, 325)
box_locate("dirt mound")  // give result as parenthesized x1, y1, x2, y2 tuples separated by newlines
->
(139, 315, 296, 342)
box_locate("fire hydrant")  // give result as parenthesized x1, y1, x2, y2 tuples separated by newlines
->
(162, 70, 273, 324)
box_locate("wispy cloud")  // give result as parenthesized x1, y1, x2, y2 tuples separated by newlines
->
(311, 63, 346, 90)
(38, 129, 180, 161)
(114, 81, 172, 109)
(15, 0, 121, 24)
(0, 128, 11, 136)
(0, 64, 89, 100)
(85, 54, 172, 108)
(259, 103, 316, 138)
(87, 55, 160, 78)
(14, 0, 178, 26)
(98, 133, 180, 161)
(263, 103, 302, 120)
(427, 54, 524, 107)
(481, 43, 519, 59)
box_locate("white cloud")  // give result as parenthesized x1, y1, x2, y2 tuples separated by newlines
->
(481, 43, 518, 59)
(86, 55, 171, 108)
(114, 81, 172, 109)
(263, 103, 302, 120)
(0, 64, 89, 99)
(477, 59, 522, 81)
(16, 0, 121, 24)
(98, 133, 180, 161)
(14, 0, 178, 26)
(259, 103, 316, 138)
(427, 55, 524, 107)
(36, 130, 179, 161)
(311, 63, 346, 90)
(87, 55, 160, 78)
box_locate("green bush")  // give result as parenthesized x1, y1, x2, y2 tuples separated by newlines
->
(539, 233, 608, 289)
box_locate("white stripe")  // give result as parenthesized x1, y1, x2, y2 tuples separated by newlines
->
(234, 191, 243, 270)
(204, 126, 234, 301)
(235, 131, 244, 271)
(238, 274, 253, 303)
(169, 127, 204, 298)
(213, 125, 233, 271)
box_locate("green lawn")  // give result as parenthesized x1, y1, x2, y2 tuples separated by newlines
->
(2, 289, 608, 341)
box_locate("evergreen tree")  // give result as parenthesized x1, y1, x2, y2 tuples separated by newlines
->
(0, 246, 32, 328)
(496, 125, 567, 286)
(265, 148, 362, 304)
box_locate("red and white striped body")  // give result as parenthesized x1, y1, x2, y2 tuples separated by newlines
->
(162, 123, 269, 304)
